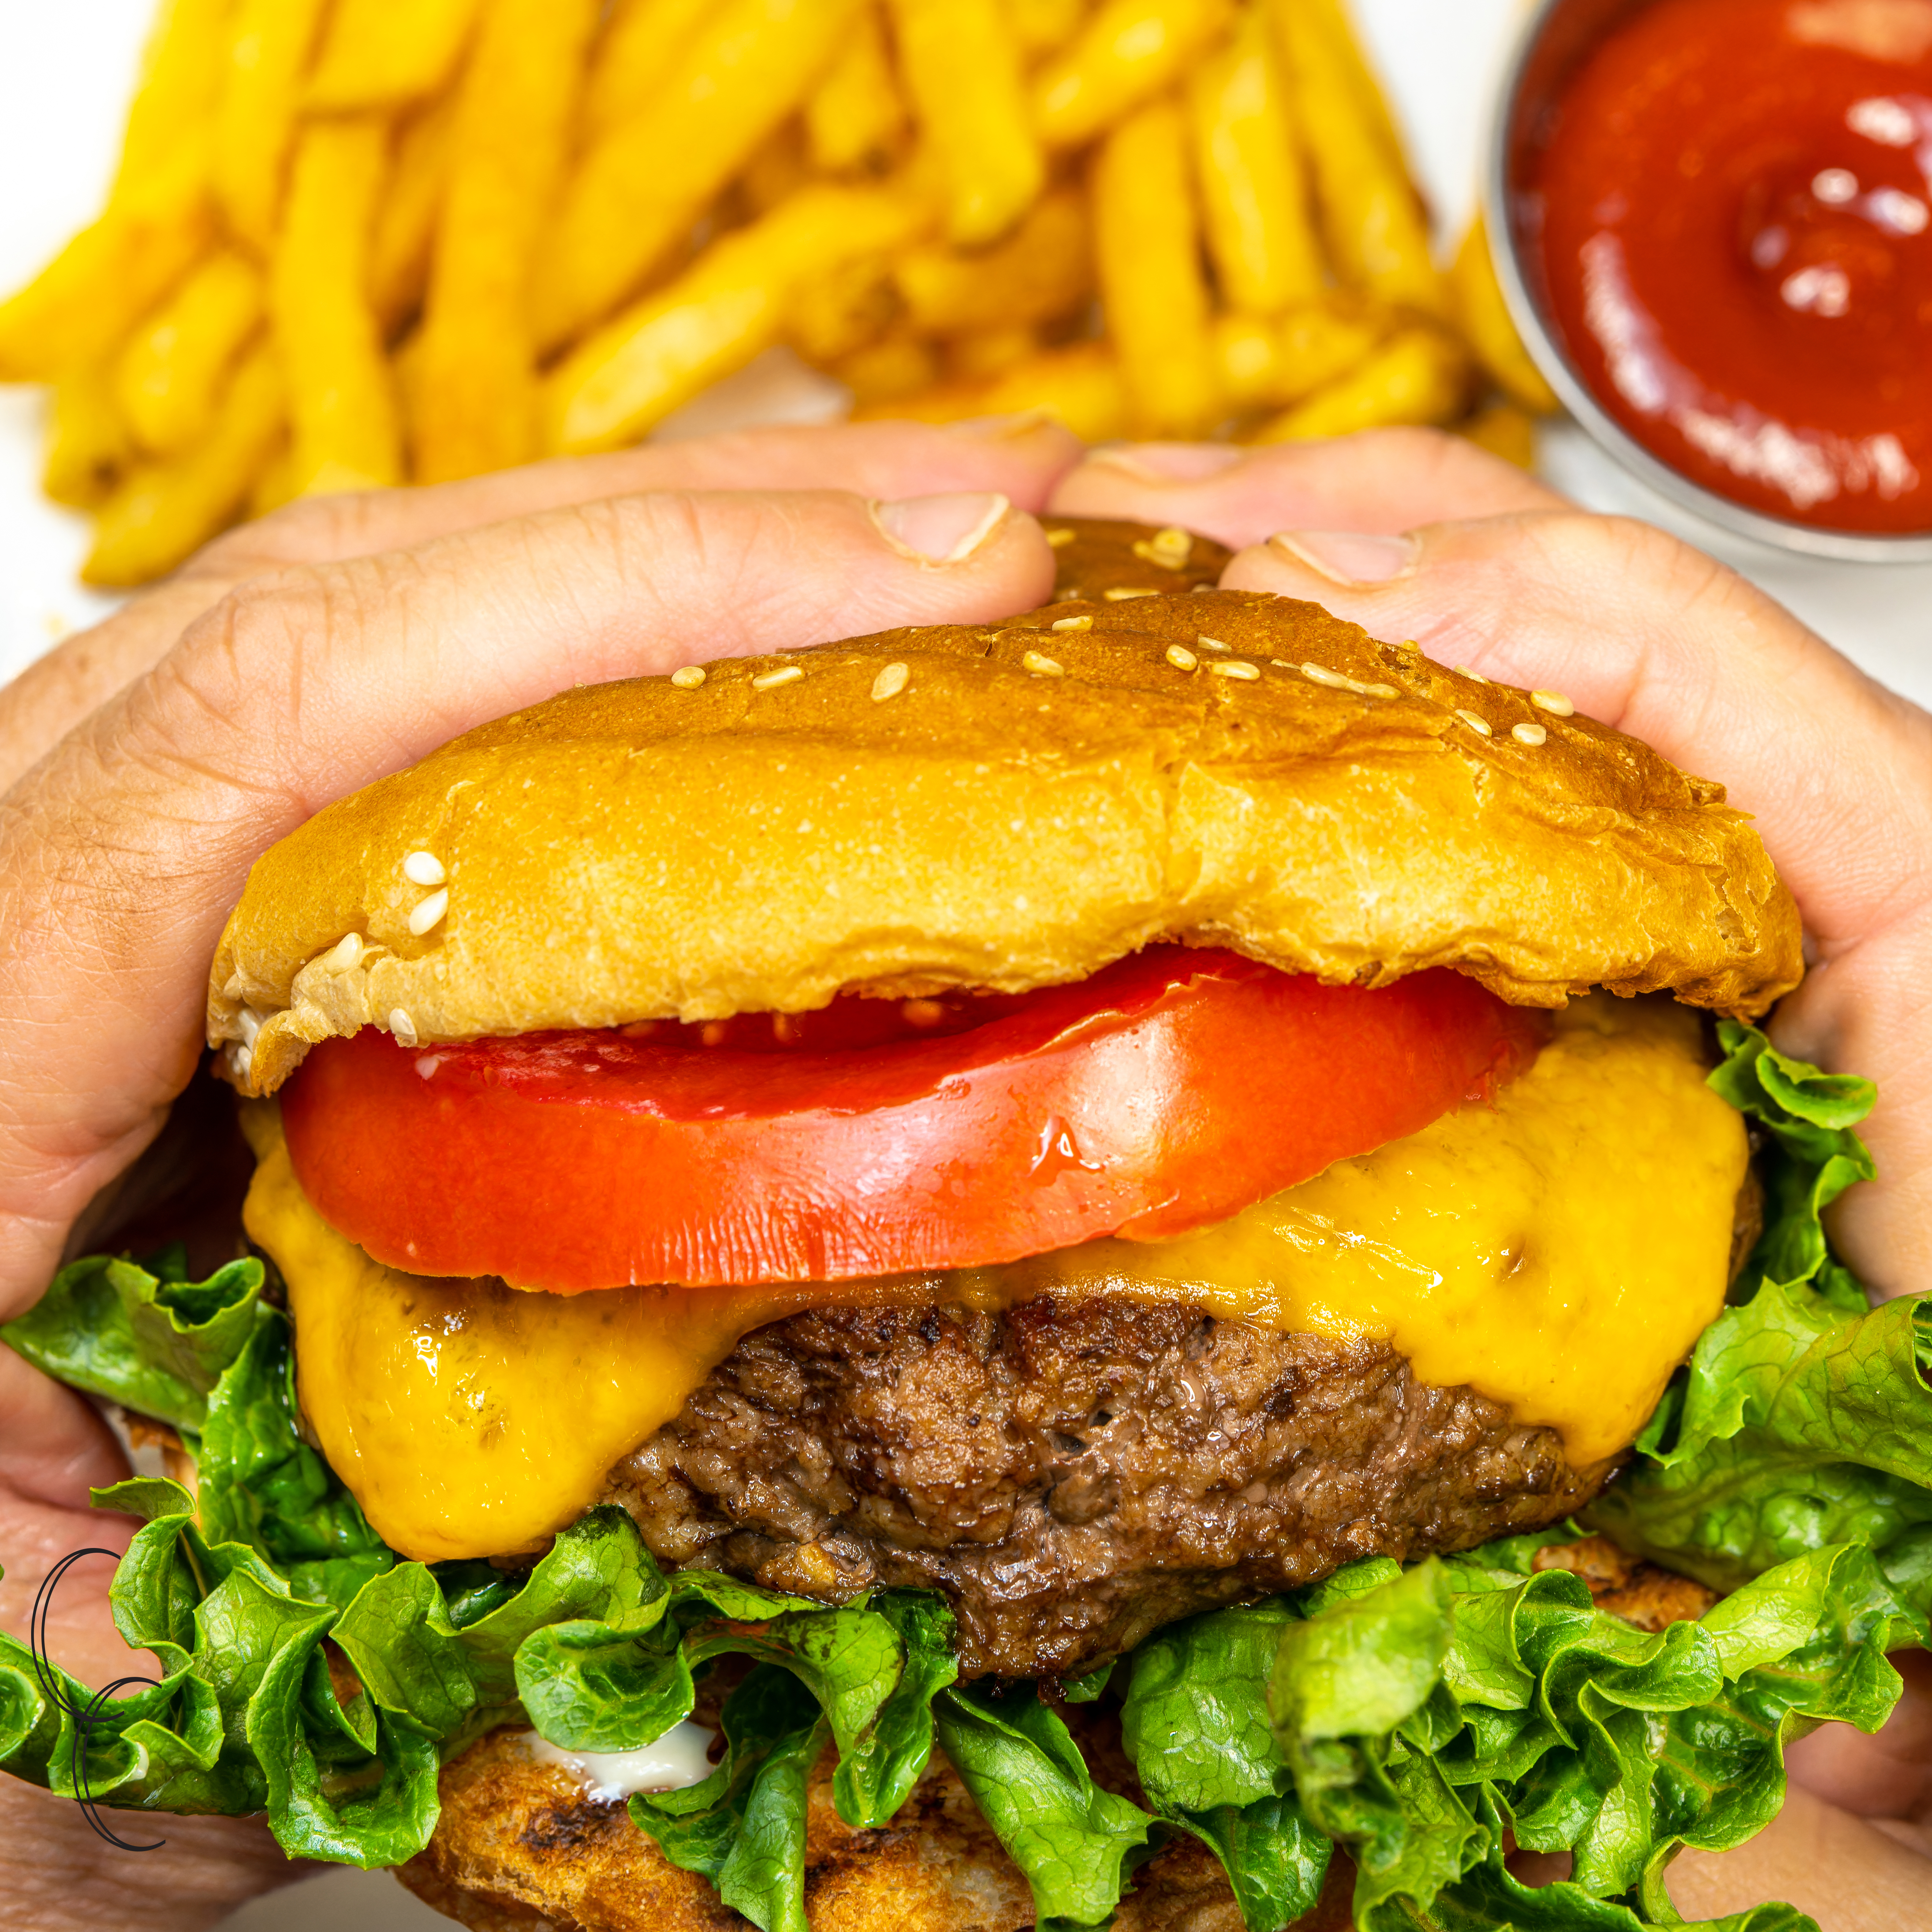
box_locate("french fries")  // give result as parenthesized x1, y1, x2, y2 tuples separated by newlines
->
(1450, 214, 1561, 415)
(581, 0, 715, 146)
(806, 8, 909, 175)
(8, 0, 1558, 584)
(894, 188, 1092, 337)
(1034, 0, 1233, 149)
(214, 0, 330, 254)
(84, 344, 283, 586)
(417, 0, 600, 482)
(545, 184, 930, 455)
(1094, 97, 1220, 437)
(1270, 0, 1443, 317)
(307, 0, 482, 112)
(116, 248, 264, 457)
(42, 368, 135, 510)
(372, 92, 459, 333)
(891, 0, 1043, 246)
(1188, 7, 1322, 315)
(535, 0, 864, 351)
(272, 120, 403, 495)
(1250, 325, 1469, 442)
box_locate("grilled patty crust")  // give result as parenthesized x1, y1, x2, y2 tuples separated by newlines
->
(600, 1295, 1616, 1679)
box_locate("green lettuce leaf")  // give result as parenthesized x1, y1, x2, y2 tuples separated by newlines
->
(933, 1683, 1157, 1932)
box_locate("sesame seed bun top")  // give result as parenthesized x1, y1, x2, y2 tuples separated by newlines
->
(207, 582, 1801, 1097)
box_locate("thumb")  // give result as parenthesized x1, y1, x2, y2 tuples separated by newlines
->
(1227, 510, 1932, 1296)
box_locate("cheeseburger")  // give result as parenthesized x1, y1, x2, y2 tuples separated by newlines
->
(3, 521, 1921, 1932)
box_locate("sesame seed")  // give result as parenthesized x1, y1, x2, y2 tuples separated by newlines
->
(409, 887, 449, 936)
(1513, 721, 1548, 746)
(239, 1007, 263, 1048)
(1455, 708, 1494, 738)
(403, 850, 445, 887)
(701, 1021, 730, 1047)
(1051, 613, 1093, 632)
(1301, 661, 1351, 689)
(1103, 586, 1159, 600)
(1045, 526, 1077, 547)
(389, 1008, 419, 1048)
(320, 932, 364, 972)
(1165, 644, 1198, 671)
(871, 661, 910, 701)
(751, 665, 803, 691)
(1022, 650, 1064, 677)
(1211, 660, 1261, 681)
(670, 665, 706, 689)
(1453, 665, 1489, 684)
(1132, 527, 1194, 570)
(1532, 689, 1576, 717)
(1198, 634, 1231, 651)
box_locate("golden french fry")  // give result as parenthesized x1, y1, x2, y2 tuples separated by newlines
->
(947, 323, 1040, 381)
(536, 0, 864, 351)
(1460, 398, 1538, 469)
(83, 343, 283, 587)
(582, 0, 715, 145)
(894, 187, 1091, 336)
(1216, 303, 1384, 410)
(1187, 8, 1322, 315)
(545, 184, 930, 454)
(417, 0, 600, 482)
(861, 341, 1128, 441)
(249, 434, 301, 518)
(0, 148, 213, 382)
(272, 120, 403, 496)
(891, 0, 1043, 246)
(1033, 0, 1233, 149)
(834, 331, 942, 406)
(43, 366, 135, 509)
(308, 0, 481, 111)
(790, 257, 900, 366)
(115, 0, 235, 194)
(1003, 0, 1089, 55)
(1303, 0, 1405, 169)
(214, 0, 331, 253)
(1250, 325, 1469, 441)
(743, 120, 814, 217)
(1094, 96, 1220, 437)
(1450, 214, 1561, 415)
(805, 7, 907, 175)
(114, 248, 263, 458)
(1271, 0, 1443, 317)
(373, 92, 460, 333)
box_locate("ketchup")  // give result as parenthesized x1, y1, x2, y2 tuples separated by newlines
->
(1531, 0, 1932, 533)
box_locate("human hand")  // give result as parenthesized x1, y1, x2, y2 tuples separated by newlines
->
(0, 414, 1078, 1929)
(1051, 429, 1932, 1928)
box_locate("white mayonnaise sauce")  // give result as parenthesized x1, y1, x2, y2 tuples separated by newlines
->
(521, 1719, 718, 1801)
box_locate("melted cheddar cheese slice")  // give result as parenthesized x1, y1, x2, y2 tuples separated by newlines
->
(243, 993, 1746, 1564)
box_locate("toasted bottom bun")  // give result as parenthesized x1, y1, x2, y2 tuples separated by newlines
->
(396, 1722, 1356, 1932)
(396, 1541, 1710, 1932)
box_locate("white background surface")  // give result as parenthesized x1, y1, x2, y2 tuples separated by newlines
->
(0, 3, 1924, 1926)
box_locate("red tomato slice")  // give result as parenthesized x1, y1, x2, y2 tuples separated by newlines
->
(280, 949, 1548, 1291)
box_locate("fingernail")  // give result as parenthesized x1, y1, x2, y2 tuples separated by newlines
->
(940, 410, 1056, 440)
(872, 491, 1012, 563)
(1267, 530, 1418, 586)
(1087, 443, 1247, 482)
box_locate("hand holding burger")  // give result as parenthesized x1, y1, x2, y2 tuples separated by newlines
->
(0, 423, 1924, 1932)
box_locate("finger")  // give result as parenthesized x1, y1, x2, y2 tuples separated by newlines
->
(1226, 510, 1932, 1295)
(0, 1779, 301, 1932)
(0, 488, 1053, 1317)
(1045, 427, 1564, 548)
(1665, 1782, 1932, 1928)
(0, 415, 1082, 796)
(1787, 1653, 1932, 1825)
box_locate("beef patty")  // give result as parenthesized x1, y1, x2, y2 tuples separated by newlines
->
(600, 1295, 1615, 1679)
